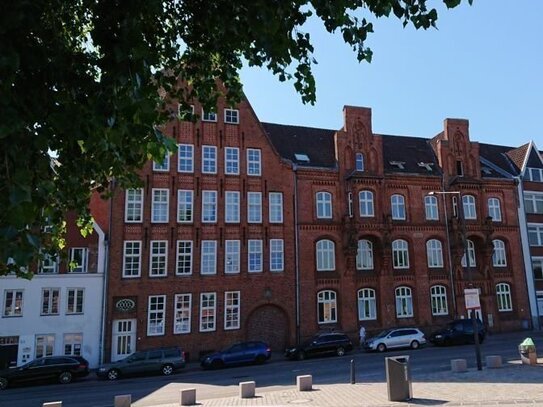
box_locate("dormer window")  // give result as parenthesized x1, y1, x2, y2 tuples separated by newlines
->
(355, 153, 364, 171)
(456, 160, 464, 177)
(389, 161, 405, 170)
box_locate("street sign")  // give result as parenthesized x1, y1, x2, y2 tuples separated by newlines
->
(464, 288, 480, 310)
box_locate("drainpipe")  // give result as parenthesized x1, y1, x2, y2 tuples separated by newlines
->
(441, 178, 457, 318)
(293, 164, 301, 344)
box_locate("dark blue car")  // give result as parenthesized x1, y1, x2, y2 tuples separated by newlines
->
(200, 341, 271, 369)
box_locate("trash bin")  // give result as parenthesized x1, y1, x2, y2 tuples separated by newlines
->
(519, 338, 537, 365)
(385, 355, 412, 401)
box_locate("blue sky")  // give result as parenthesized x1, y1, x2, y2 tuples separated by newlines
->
(240, 1, 543, 147)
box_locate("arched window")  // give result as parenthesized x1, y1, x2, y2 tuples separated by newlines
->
(488, 198, 502, 222)
(496, 283, 512, 312)
(316, 239, 335, 271)
(424, 195, 439, 220)
(395, 286, 413, 318)
(461, 239, 476, 267)
(359, 191, 374, 217)
(430, 285, 448, 316)
(358, 288, 377, 320)
(355, 153, 364, 171)
(492, 239, 507, 267)
(462, 195, 477, 220)
(392, 239, 409, 269)
(391, 194, 406, 220)
(356, 240, 374, 270)
(426, 239, 444, 268)
(317, 290, 337, 323)
(316, 192, 332, 219)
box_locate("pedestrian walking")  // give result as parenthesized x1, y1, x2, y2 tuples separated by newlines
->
(359, 325, 366, 348)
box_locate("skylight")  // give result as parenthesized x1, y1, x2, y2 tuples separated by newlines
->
(389, 161, 405, 170)
(294, 153, 310, 162)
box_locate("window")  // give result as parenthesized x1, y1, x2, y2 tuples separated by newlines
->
(496, 283, 512, 312)
(462, 195, 477, 220)
(359, 191, 374, 217)
(147, 295, 166, 336)
(224, 109, 239, 124)
(348, 192, 353, 217)
(202, 190, 217, 223)
(391, 194, 406, 220)
(392, 239, 409, 269)
(125, 189, 143, 222)
(176, 240, 193, 275)
(225, 191, 240, 223)
(66, 288, 84, 314)
(248, 240, 263, 273)
(316, 239, 335, 271)
(317, 290, 337, 323)
(527, 167, 543, 182)
(178, 103, 194, 119)
(200, 292, 216, 332)
(492, 239, 507, 267)
(202, 145, 217, 174)
(355, 153, 364, 171)
(430, 285, 448, 316)
(316, 192, 332, 219)
(153, 152, 170, 171)
(41, 288, 60, 315)
(356, 240, 373, 270)
(178, 144, 194, 173)
(202, 109, 217, 122)
(3, 290, 23, 317)
(177, 190, 193, 223)
(270, 239, 284, 272)
(488, 198, 502, 222)
(63, 333, 82, 356)
(528, 224, 543, 246)
(150, 241, 168, 277)
(224, 291, 240, 330)
(201, 240, 217, 275)
(524, 193, 543, 214)
(357, 288, 376, 320)
(69, 248, 88, 273)
(174, 294, 191, 334)
(426, 239, 444, 268)
(35, 335, 55, 358)
(39, 253, 58, 274)
(533, 258, 543, 280)
(247, 149, 261, 176)
(461, 239, 476, 267)
(456, 160, 464, 176)
(395, 286, 413, 318)
(151, 189, 169, 223)
(247, 192, 262, 223)
(123, 241, 141, 277)
(225, 147, 239, 175)
(225, 240, 240, 274)
(269, 192, 283, 223)
(425, 195, 439, 220)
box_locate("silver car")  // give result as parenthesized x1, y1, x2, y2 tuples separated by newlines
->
(364, 328, 426, 352)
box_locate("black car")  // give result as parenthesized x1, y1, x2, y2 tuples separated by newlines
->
(429, 318, 486, 346)
(0, 356, 89, 390)
(201, 341, 271, 369)
(285, 332, 353, 360)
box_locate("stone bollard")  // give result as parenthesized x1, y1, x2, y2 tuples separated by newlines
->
(451, 359, 467, 373)
(43, 403, 62, 407)
(239, 381, 255, 398)
(180, 388, 197, 406)
(485, 355, 502, 368)
(114, 394, 132, 407)
(297, 374, 313, 391)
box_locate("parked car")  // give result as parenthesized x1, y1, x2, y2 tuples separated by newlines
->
(96, 347, 185, 380)
(200, 341, 271, 369)
(429, 318, 486, 346)
(363, 327, 426, 352)
(0, 356, 89, 390)
(285, 332, 353, 360)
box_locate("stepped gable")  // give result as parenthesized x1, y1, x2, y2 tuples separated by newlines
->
(380, 134, 441, 175)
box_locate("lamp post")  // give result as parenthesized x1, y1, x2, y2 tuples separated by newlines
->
(429, 190, 483, 371)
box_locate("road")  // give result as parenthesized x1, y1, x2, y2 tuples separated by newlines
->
(1, 331, 540, 407)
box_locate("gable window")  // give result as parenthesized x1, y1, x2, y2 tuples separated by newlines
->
(202, 110, 217, 122)
(176, 240, 193, 275)
(462, 195, 477, 220)
(492, 239, 507, 267)
(150, 240, 168, 277)
(488, 198, 502, 222)
(424, 195, 439, 220)
(151, 189, 169, 223)
(317, 290, 337, 323)
(316, 192, 332, 219)
(461, 239, 477, 267)
(524, 193, 543, 214)
(125, 189, 143, 222)
(3, 290, 23, 317)
(225, 191, 240, 223)
(225, 240, 240, 274)
(496, 283, 512, 312)
(247, 192, 263, 223)
(66, 288, 84, 314)
(527, 167, 543, 182)
(355, 153, 364, 171)
(178, 144, 194, 173)
(174, 293, 191, 334)
(202, 190, 217, 223)
(392, 239, 409, 269)
(202, 145, 217, 174)
(69, 248, 88, 273)
(225, 147, 239, 175)
(147, 295, 166, 336)
(356, 240, 374, 270)
(391, 194, 406, 220)
(270, 239, 284, 272)
(224, 291, 240, 330)
(247, 149, 261, 176)
(426, 239, 444, 268)
(269, 192, 283, 223)
(224, 109, 239, 124)
(177, 190, 193, 223)
(359, 191, 374, 217)
(123, 241, 142, 278)
(357, 288, 376, 320)
(41, 288, 60, 315)
(316, 239, 335, 271)
(200, 292, 216, 332)
(395, 286, 413, 318)
(201, 240, 217, 275)
(430, 285, 448, 316)
(456, 160, 464, 176)
(153, 152, 170, 172)
(248, 240, 263, 273)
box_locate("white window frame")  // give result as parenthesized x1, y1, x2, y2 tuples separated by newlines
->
(125, 188, 143, 223)
(35, 334, 55, 358)
(3, 289, 23, 317)
(316, 239, 335, 271)
(200, 240, 217, 275)
(524, 192, 543, 214)
(41, 288, 60, 315)
(202, 145, 217, 174)
(461, 239, 477, 267)
(178, 144, 194, 173)
(392, 239, 410, 269)
(225, 240, 241, 274)
(247, 148, 262, 176)
(202, 109, 217, 122)
(147, 295, 166, 336)
(224, 291, 240, 330)
(430, 285, 448, 316)
(153, 152, 170, 172)
(492, 239, 507, 267)
(357, 288, 377, 320)
(462, 195, 477, 220)
(199, 292, 216, 332)
(202, 190, 217, 223)
(391, 194, 406, 220)
(395, 286, 413, 318)
(527, 167, 543, 182)
(317, 290, 337, 324)
(424, 195, 439, 220)
(224, 108, 239, 124)
(123, 240, 142, 278)
(496, 283, 513, 312)
(528, 224, 543, 246)
(426, 239, 444, 268)
(69, 248, 88, 273)
(356, 239, 374, 270)
(177, 189, 193, 223)
(66, 288, 84, 314)
(39, 253, 58, 274)
(248, 240, 263, 273)
(174, 293, 192, 334)
(247, 192, 262, 223)
(359, 190, 374, 217)
(225, 147, 240, 175)
(316, 191, 332, 219)
(355, 153, 364, 171)
(149, 240, 168, 277)
(270, 239, 284, 272)
(533, 257, 543, 280)
(488, 198, 502, 222)
(63, 333, 83, 356)
(225, 191, 240, 223)
(176, 240, 193, 275)
(269, 192, 283, 223)
(151, 188, 169, 223)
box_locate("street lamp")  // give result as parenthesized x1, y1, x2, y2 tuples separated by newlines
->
(429, 190, 483, 371)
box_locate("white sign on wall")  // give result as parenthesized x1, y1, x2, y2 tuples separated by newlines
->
(464, 288, 481, 310)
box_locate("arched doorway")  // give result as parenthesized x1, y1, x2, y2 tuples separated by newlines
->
(246, 305, 289, 351)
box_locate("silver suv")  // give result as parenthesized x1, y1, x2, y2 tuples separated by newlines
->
(363, 327, 426, 352)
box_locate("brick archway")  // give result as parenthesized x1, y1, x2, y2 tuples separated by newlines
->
(246, 305, 289, 352)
